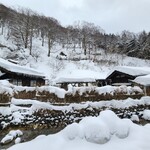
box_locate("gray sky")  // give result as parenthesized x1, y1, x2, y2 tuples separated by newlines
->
(0, 0, 150, 34)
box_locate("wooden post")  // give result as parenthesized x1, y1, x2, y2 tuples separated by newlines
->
(144, 86, 147, 96)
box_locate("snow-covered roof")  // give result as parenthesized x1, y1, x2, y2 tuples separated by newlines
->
(0, 58, 45, 78)
(56, 77, 96, 83)
(132, 74, 150, 86)
(55, 69, 107, 83)
(107, 66, 150, 78)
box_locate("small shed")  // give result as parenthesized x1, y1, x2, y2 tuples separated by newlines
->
(0, 58, 45, 86)
(131, 74, 150, 96)
(55, 69, 104, 90)
(106, 66, 150, 86)
(56, 77, 96, 90)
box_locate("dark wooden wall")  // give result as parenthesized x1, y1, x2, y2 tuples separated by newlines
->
(0, 72, 45, 86)
(107, 71, 135, 84)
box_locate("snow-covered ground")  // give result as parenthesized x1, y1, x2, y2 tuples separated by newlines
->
(1, 27, 150, 83)
(8, 110, 150, 150)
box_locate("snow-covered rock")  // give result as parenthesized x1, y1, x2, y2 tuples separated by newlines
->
(15, 138, 21, 144)
(1, 130, 23, 145)
(131, 115, 139, 122)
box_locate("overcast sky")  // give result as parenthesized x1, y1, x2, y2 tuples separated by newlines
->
(0, 0, 150, 34)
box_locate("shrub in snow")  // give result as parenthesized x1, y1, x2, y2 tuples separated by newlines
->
(116, 85, 128, 94)
(67, 84, 73, 93)
(132, 86, 143, 94)
(79, 117, 111, 144)
(96, 85, 115, 95)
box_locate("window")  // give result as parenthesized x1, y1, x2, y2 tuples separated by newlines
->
(18, 79, 22, 86)
(30, 80, 36, 87)
(12, 79, 18, 86)
(12, 79, 22, 86)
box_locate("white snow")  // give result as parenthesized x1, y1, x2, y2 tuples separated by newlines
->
(56, 77, 96, 83)
(8, 110, 150, 150)
(71, 85, 143, 96)
(55, 69, 107, 84)
(142, 110, 150, 120)
(132, 74, 150, 86)
(8, 96, 150, 113)
(0, 58, 45, 78)
(0, 80, 13, 95)
(15, 137, 21, 144)
(107, 66, 150, 78)
(36, 86, 67, 98)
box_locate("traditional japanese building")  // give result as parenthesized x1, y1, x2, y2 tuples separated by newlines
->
(0, 58, 45, 86)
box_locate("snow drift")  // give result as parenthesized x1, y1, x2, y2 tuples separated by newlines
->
(8, 110, 150, 150)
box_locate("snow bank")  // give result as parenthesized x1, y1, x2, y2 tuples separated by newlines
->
(8, 110, 150, 150)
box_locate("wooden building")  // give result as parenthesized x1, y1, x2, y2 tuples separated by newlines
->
(106, 66, 150, 86)
(0, 58, 45, 86)
(56, 77, 96, 90)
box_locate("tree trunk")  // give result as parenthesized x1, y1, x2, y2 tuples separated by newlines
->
(48, 38, 51, 57)
(29, 28, 33, 55)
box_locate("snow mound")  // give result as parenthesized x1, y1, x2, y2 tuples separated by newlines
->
(63, 110, 131, 145)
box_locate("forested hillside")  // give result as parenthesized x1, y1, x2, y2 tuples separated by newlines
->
(0, 3, 150, 61)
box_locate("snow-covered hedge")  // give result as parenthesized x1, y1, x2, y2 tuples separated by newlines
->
(70, 85, 143, 96)
(0, 80, 144, 103)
